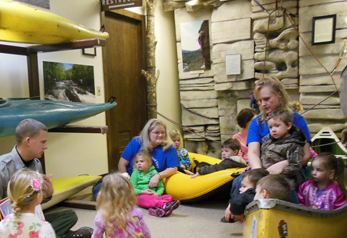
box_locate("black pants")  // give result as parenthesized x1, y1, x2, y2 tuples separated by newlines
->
(45, 209, 78, 237)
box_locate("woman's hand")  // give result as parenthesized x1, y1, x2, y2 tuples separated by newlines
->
(149, 173, 160, 188)
(266, 160, 289, 174)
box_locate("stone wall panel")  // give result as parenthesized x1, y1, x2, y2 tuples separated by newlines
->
(212, 0, 252, 22)
(211, 18, 251, 44)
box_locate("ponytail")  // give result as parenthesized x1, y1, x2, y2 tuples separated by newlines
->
(334, 156, 347, 197)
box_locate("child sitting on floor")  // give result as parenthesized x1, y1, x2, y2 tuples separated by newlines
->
(130, 150, 180, 217)
(92, 173, 151, 238)
(222, 168, 269, 223)
(191, 138, 247, 178)
(169, 129, 193, 175)
(0, 169, 55, 237)
(298, 152, 347, 210)
(254, 174, 291, 201)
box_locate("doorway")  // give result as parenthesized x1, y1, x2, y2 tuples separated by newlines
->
(101, 10, 147, 172)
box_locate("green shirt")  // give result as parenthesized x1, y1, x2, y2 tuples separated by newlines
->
(130, 166, 165, 195)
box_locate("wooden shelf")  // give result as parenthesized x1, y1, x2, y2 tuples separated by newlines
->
(48, 125, 108, 134)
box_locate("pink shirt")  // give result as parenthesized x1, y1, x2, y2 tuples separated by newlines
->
(92, 207, 151, 238)
(298, 179, 347, 210)
(233, 130, 249, 163)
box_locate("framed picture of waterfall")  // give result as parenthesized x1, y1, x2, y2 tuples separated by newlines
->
(43, 61, 95, 103)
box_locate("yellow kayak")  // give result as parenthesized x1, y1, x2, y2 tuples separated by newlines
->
(164, 152, 246, 201)
(42, 175, 101, 210)
(243, 199, 347, 238)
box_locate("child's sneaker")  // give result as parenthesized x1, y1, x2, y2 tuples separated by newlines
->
(163, 200, 180, 216)
(148, 207, 166, 217)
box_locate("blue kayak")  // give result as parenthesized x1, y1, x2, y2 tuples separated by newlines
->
(0, 99, 116, 137)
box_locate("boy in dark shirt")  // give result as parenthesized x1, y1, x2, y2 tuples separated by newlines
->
(222, 168, 269, 223)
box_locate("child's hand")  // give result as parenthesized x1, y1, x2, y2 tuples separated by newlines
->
(142, 189, 154, 195)
(180, 165, 186, 169)
(191, 173, 199, 178)
(233, 214, 244, 223)
(184, 169, 194, 175)
(267, 160, 288, 174)
(224, 204, 233, 222)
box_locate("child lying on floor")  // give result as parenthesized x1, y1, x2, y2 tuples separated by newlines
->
(191, 138, 247, 178)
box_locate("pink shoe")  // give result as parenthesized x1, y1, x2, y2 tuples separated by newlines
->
(163, 200, 180, 216)
(148, 207, 166, 217)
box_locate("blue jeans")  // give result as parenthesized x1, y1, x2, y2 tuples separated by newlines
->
(92, 178, 103, 200)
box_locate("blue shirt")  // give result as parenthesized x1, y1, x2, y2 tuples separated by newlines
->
(121, 137, 180, 175)
(247, 112, 311, 145)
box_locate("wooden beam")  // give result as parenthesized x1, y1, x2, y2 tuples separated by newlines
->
(0, 44, 28, 55)
(48, 125, 108, 134)
(28, 38, 107, 53)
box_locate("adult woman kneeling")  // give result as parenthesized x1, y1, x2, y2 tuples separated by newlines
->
(119, 119, 180, 187)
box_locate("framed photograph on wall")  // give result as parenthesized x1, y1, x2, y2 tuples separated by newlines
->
(82, 47, 97, 57)
(312, 14, 336, 45)
(43, 61, 95, 103)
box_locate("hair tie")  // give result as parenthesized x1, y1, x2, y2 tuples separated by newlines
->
(30, 178, 42, 191)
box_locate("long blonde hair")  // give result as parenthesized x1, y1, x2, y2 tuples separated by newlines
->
(139, 119, 171, 152)
(7, 169, 43, 225)
(254, 76, 291, 121)
(96, 173, 137, 230)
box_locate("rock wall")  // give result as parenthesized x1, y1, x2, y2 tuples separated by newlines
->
(299, 0, 347, 136)
(169, 0, 347, 156)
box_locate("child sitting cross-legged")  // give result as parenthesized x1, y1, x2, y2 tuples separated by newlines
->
(191, 138, 247, 178)
(0, 168, 55, 237)
(298, 152, 347, 210)
(254, 174, 291, 201)
(222, 168, 269, 223)
(130, 150, 180, 217)
(92, 173, 151, 238)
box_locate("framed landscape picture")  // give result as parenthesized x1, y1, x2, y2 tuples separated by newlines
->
(43, 61, 95, 103)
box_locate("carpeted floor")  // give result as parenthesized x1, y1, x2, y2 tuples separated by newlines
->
(48, 198, 244, 238)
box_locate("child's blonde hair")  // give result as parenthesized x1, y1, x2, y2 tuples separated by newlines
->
(134, 150, 152, 167)
(313, 153, 346, 196)
(139, 119, 171, 152)
(291, 100, 303, 114)
(96, 173, 137, 230)
(257, 175, 291, 200)
(7, 169, 43, 222)
(169, 129, 183, 149)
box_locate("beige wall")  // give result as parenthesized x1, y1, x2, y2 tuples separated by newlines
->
(0, 0, 180, 177)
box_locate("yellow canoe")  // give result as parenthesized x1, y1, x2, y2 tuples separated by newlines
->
(164, 152, 245, 202)
(243, 199, 347, 238)
(42, 175, 101, 210)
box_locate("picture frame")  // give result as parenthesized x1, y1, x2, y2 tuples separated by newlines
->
(225, 54, 241, 75)
(82, 47, 97, 57)
(312, 14, 336, 45)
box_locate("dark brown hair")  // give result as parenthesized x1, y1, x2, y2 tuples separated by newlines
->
(243, 168, 269, 187)
(222, 138, 240, 151)
(237, 108, 257, 129)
